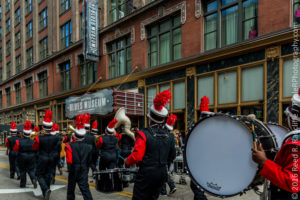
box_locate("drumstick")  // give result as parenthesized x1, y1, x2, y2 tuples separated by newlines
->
(247, 114, 257, 150)
(119, 155, 126, 160)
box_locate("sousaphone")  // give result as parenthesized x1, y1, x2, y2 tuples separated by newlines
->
(114, 107, 135, 140)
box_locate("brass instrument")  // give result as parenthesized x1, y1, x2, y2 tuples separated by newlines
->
(67, 125, 76, 135)
(114, 107, 135, 140)
(30, 131, 39, 140)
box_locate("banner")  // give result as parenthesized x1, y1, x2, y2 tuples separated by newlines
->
(65, 89, 113, 118)
(84, 0, 99, 61)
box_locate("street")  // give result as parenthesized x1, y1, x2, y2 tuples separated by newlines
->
(0, 150, 263, 200)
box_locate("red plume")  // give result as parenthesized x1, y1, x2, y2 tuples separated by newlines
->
(10, 121, 16, 129)
(75, 114, 85, 129)
(51, 123, 59, 132)
(108, 119, 118, 129)
(199, 96, 210, 112)
(167, 114, 177, 126)
(298, 88, 300, 95)
(24, 121, 32, 131)
(92, 121, 98, 129)
(83, 113, 91, 124)
(33, 126, 40, 132)
(43, 110, 53, 123)
(153, 89, 171, 111)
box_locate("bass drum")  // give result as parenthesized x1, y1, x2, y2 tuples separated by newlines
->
(184, 115, 278, 198)
(265, 123, 289, 148)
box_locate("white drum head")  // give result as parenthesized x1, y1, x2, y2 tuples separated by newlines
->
(185, 116, 258, 197)
(266, 124, 289, 148)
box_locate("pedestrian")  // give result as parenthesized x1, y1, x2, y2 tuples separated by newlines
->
(125, 89, 176, 200)
(13, 121, 37, 188)
(65, 114, 93, 200)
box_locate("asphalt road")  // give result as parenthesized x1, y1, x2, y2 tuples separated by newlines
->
(0, 150, 263, 200)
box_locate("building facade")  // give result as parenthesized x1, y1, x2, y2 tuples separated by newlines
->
(0, 0, 298, 134)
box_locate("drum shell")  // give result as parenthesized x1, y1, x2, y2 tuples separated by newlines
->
(95, 169, 123, 193)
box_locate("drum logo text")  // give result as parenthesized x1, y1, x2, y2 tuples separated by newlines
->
(207, 182, 222, 191)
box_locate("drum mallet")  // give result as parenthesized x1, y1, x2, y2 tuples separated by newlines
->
(247, 114, 257, 150)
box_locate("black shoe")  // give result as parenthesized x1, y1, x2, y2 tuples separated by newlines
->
(33, 180, 37, 189)
(44, 189, 51, 200)
(10, 176, 14, 179)
(17, 176, 20, 180)
(20, 185, 25, 188)
(169, 187, 177, 194)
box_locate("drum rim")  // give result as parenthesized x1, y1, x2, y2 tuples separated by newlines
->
(183, 114, 259, 198)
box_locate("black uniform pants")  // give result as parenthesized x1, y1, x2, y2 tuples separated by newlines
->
(99, 152, 117, 170)
(90, 151, 98, 172)
(19, 164, 36, 187)
(8, 151, 19, 178)
(270, 184, 299, 200)
(132, 166, 167, 200)
(36, 154, 56, 197)
(190, 180, 207, 200)
(67, 166, 93, 200)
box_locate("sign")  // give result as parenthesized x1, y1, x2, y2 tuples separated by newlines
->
(83, 0, 99, 61)
(65, 89, 113, 118)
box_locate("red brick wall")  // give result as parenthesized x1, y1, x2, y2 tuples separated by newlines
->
(258, 0, 292, 36)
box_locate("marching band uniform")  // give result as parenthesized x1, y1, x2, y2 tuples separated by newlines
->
(90, 121, 100, 171)
(161, 114, 177, 196)
(252, 89, 300, 200)
(50, 123, 62, 182)
(126, 89, 176, 200)
(96, 119, 122, 170)
(13, 121, 37, 188)
(5, 121, 20, 179)
(118, 132, 135, 167)
(83, 114, 97, 173)
(32, 110, 61, 200)
(65, 114, 93, 200)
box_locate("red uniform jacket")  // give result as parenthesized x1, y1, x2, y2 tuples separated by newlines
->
(260, 138, 300, 193)
(126, 131, 146, 166)
(5, 138, 9, 148)
(95, 133, 122, 148)
(65, 138, 77, 164)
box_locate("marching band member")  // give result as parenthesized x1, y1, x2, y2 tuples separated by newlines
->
(5, 121, 20, 179)
(13, 121, 37, 188)
(65, 114, 93, 200)
(161, 114, 178, 196)
(32, 110, 61, 200)
(50, 123, 62, 181)
(252, 89, 300, 200)
(83, 114, 97, 173)
(118, 125, 135, 168)
(96, 119, 121, 170)
(125, 89, 176, 200)
(90, 120, 100, 170)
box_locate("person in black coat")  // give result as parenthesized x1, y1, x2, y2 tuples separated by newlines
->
(5, 121, 20, 179)
(96, 119, 122, 170)
(13, 121, 37, 188)
(32, 110, 61, 200)
(125, 89, 176, 200)
(65, 114, 93, 200)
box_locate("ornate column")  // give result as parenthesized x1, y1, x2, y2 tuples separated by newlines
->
(186, 66, 196, 130)
(138, 79, 145, 129)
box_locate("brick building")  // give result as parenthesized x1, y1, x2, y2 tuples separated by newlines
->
(0, 0, 298, 133)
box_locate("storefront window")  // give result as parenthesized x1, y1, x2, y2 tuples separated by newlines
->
(173, 81, 185, 110)
(283, 58, 299, 98)
(197, 75, 214, 105)
(242, 66, 263, 101)
(241, 105, 263, 121)
(218, 71, 237, 104)
(147, 87, 156, 110)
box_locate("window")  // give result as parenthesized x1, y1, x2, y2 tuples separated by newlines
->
(242, 66, 263, 101)
(0, 68, 2, 82)
(173, 81, 185, 109)
(39, 8, 48, 30)
(5, 0, 10, 12)
(15, 7, 21, 25)
(109, 0, 134, 24)
(0, 5, 2, 18)
(15, 31, 21, 49)
(283, 58, 300, 97)
(60, 62, 71, 91)
(0, 48, 2, 62)
(203, 0, 258, 51)
(147, 87, 157, 110)
(25, 77, 33, 101)
(5, 87, 10, 107)
(0, 91, 2, 109)
(0, 27, 2, 40)
(26, 21, 33, 40)
(218, 71, 237, 104)
(147, 14, 181, 67)
(15, 55, 21, 74)
(60, 0, 71, 14)
(60, 21, 72, 49)
(26, 47, 33, 67)
(25, 0, 32, 15)
(6, 40, 11, 56)
(6, 18, 11, 33)
(15, 83, 21, 104)
(294, 0, 300, 24)
(80, 13, 83, 39)
(39, 37, 48, 60)
(38, 71, 48, 98)
(197, 75, 214, 106)
(79, 57, 97, 86)
(107, 35, 131, 78)
(6, 62, 11, 79)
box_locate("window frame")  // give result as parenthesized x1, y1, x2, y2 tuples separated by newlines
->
(39, 7, 48, 31)
(25, 77, 33, 101)
(39, 37, 48, 60)
(15, 31, 21, 49)
(15, 7, 21, 25)
(26, 21, 33, 40)
(25, 0, 33, 15)
(109, 0, 133, 24)
(6, 18, 11, 34)
(15, 55, 21, 74)
(15, 83, 21, 104)
(60, 21, 72, 49)
(5, 87, 11, 107)
(60, 0, 71, 15)
(38, 71, 48, 98)
(6, 40, 11, 56)
(78, 56, 97, 86)
(6, 62, 11, 79)
(59, 62, 71, 91)
(0, 91, 2, 109)
(26, 47, 33, 68)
